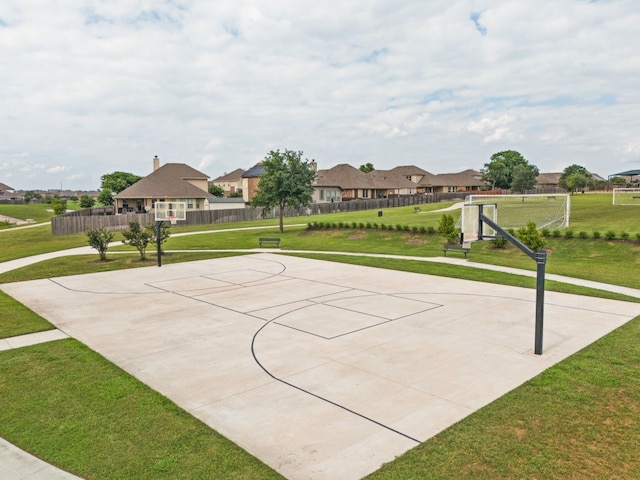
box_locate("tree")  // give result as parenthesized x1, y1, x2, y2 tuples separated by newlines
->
(122, 220, 154, 260)
(24, 191, 42, 203)
(565, 172, 590, 193)
(86, 228, 115, 261)
(359, 163, 375, 173)
(229, 189, 244, 198)
(481, 150, 537, 190)
(208, 184, 225, 197)
(97, 187, 114, 206)
(251, 149, 317, 233)
(511, 163, 539, 193)
(51, 195, 66, 215)
(100, 171, 142, 194)
(80, 194, 95, 208)
(558, 164, 592, 193)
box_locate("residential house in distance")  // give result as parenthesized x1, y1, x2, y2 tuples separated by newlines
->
(114, 156, 210, 214)
(210, 168, 245, 196)
(427, 169, 485, 193)
(241, 164, 266, 203)
(0, 183, 15, 198)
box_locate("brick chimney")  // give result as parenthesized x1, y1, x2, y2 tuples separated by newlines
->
(153, 155, 160, 171)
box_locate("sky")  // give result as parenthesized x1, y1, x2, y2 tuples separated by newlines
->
(1, 1, 639, 191)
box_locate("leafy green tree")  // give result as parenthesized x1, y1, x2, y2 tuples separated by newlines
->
(86, 228, 115, 261)
(251, 149, 317, 233)
(97, 188, 114, 206)
(608, 176, 626, 186)
(51, 195, 67, 215)
(438, 213, 459, 243)
(100, 171, 142, 194)
(208, 184, 225, 197)
(517, 221, 546, 251)
(359, 163, 375, 173)
(79, 194, 95, 208)
(565, 172, 591, 194)
(558, 164, 592, 193)
(482, 150, 537, 190)
(511, 163, 539, 193)
(229, 189, 244, 198)
(24, 191, 42, 203)
(122, 221, 154, 260)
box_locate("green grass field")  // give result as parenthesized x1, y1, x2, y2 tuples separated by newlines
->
(1, 192, 640, 479)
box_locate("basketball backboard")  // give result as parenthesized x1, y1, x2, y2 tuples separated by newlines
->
(154, 201, 186, 224)
(461, 203, 497, 242)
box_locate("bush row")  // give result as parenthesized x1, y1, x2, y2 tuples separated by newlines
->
(307, 221, 437, 235)
(537, 228, 639, 241)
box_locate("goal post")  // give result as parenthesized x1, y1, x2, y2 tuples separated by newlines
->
(612, 188, 640, 205)
(463, 194, 570, 231)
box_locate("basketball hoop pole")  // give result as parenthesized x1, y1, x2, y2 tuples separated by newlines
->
(156, 221, 163, 267)
(479, 209, 547, 355)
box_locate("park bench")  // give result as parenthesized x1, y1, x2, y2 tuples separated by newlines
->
(259, 237, 281, 247)
(443, 243, 470, 258)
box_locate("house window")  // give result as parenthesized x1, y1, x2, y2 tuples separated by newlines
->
(448, 187, 457, 193)
(320, 190, 325, 201)
(362, 189, 369, 198)
(187, 199, 194, 209)
(196, 199, 200, 209)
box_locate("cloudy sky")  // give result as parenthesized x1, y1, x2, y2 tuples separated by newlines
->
(1, 1, 639, 190)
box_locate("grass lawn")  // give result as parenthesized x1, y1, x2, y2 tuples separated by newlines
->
(0, 339, 283, 480)
(1, 192, 640, 478)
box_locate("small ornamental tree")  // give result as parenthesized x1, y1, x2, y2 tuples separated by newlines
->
(51, 196, 67, 215)
(438, 213, 459, 244)
(517, 221, 546, 251)
(122, 220, 154, 260)
(86, 228, 115, 261)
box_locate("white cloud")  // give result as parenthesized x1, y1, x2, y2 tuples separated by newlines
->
(1, 1, 639, 189)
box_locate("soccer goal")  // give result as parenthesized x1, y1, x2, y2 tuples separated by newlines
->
(612, 188, 640, 205)
(463, 193, 570, 232)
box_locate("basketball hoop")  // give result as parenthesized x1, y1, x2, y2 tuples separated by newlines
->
(168, 216, 177, 225)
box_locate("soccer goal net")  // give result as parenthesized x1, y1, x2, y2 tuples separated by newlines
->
(463, 194, 570, 231)
(612, 188, 640, 205)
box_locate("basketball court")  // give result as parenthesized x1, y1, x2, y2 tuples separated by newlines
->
(2, 253, 639, 480)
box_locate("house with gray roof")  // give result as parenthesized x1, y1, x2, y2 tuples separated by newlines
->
(114, 157, 210, 214)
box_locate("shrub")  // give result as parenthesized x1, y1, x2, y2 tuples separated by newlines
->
(358, 222, 365, 229)
(552, 230, 561, 238)
(564, 229, 574, 239)
(403, 225, 410, 231)
(636, 233, 640, 242)
(604, 230, 616, 240)
(352, 222, 358, 228)
(418, 226, 426, 234)
(578, 231, 588, 239)
(86, 228, 115, 261)
(331, 222, 338, 229)
(426, 226, 436, 235)
(372, 223, 379, 229)
(122, 221, 154, 260)
(366, 222, 372, 229)
(516, 221, 546, 251)
(541, 227, 551, 237)
(438, 214, 458, 243)
(380, 223, 387, 230)
(620, 231, 629, 240)
(396, 224, 403, 231)
(592, 230, 601, 239)
(412, 226, 419, 233)
(338, 222, 344, 228)
(491, 237, 508, 248)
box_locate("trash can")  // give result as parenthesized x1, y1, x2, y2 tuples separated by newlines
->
(378, 210, 383, 217)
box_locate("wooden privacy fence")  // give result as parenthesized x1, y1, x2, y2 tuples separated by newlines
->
(51, 192, 476, 235)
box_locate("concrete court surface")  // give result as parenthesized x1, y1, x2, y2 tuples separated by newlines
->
(2, 253, 640, 480)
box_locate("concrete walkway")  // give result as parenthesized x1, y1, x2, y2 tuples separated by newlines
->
(1, 245, 639, 479)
